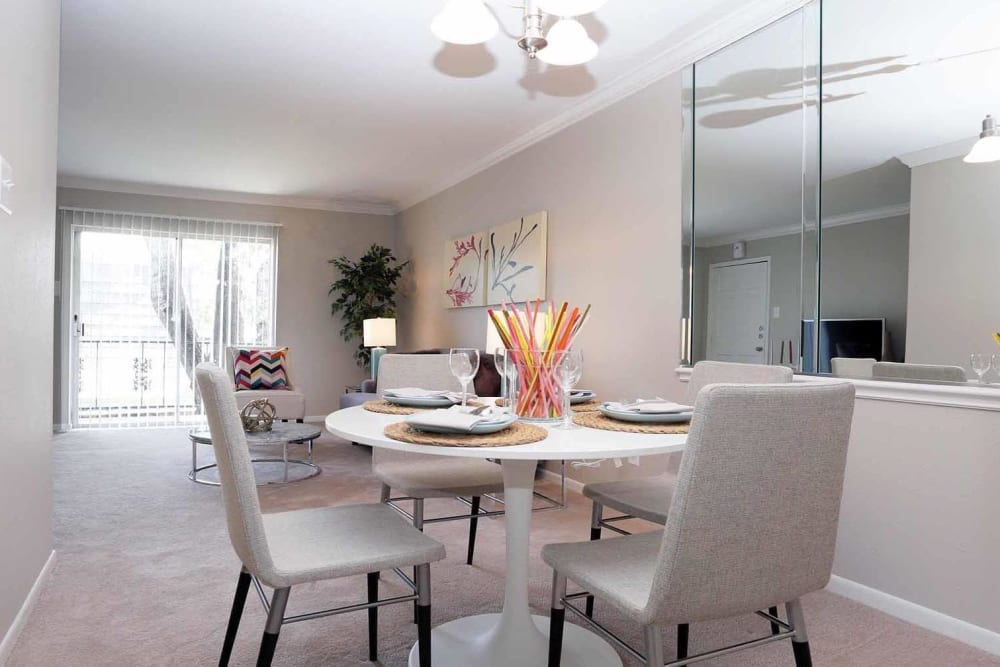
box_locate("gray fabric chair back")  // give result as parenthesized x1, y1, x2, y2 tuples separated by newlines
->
(376, 354, 463, 396)
(373, 354, 464, 467)
(871, 361, 966, 383)
(196, 363, 275, 578)
(830, 357, 876, 378)
(644, 382, 855, 625)
(685, 361, 793, 404)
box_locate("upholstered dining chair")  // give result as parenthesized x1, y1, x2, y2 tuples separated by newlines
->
(872, 361, 967, 383)
(545, 382, 856, 667)
(196, 364, 445, 666)
(373, 354, 505, 567)
(830, 356, 876, 378)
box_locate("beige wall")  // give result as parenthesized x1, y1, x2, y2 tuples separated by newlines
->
(907, 156, 1000, 369)
(396, 75, 684, 483)
(0, 0, 60, 647)
(55, 188, 396, 421)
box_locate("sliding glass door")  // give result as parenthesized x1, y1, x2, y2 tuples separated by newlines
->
(66, 209, 278, 428)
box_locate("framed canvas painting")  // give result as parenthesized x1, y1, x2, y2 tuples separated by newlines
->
(486, 211, 547, 305)
(444, 232, 486, 308)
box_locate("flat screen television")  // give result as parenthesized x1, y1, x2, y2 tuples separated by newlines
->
(801, 318, 886, 373)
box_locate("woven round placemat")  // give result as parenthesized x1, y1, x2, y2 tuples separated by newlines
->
(573, 411, 690, 434)
(364, 400, 483, 415)
(383, 421, 548, 448)
(571, 399, 602, 413)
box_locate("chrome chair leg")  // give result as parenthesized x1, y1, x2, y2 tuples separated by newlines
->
(548, 571, 568, 667)
(367, 573, 379, 661)
(220, 567, 251, 666)
(415, 563, 432, 667)
(768, 605, 781, 635)
(257, 587, 290, 667)
(585, 501, 602, 617)
(412, 499, 424, 623)
(379, 483, 390, 504)
(786, 598, 812, 667)
(677, 623, 689, 661)
(643, 625, 664, 667)
(467, 496, 481, 565)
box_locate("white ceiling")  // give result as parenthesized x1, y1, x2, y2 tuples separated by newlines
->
(692, 0, 1000, 241)
(57, 0, 799, 214)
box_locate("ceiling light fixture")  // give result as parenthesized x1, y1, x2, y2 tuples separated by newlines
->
(964, 114, 1000, 164)
(430, 0, 606, 65)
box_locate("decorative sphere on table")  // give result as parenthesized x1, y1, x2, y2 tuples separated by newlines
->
(240, 398, 276, 432)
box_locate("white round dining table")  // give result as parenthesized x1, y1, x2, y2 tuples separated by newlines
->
(325, 405, 687, 667)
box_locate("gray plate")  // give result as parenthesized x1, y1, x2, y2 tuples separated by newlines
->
(409, 413, 518, 435)
(570, 390, 596, 404)
(384, 394, 456, 408)
(598, 405, 693, 424)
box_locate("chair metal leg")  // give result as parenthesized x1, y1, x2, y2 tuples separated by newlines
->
(379, 482, 391, 504)
(367, 573, 379, 662)
(415, 563, 432, 667)
(467, 496, 481, 565)
(219, 567, 251, 667)
(548, 571, 567, 667)
(256, 587, 289, 667)
(585, 501, 602, 618)
(786, 598, 812, 667)
(412, 499, 424, 623)
(643, 625, 664, 667)
(676, 623, 689, 661)
(769, 605, 781, 635)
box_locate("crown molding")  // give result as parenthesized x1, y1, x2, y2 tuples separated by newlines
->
(696, 203, 910, 247)
(396, 0, 814, 213)
(57, 176, 399, 216)
(897, 138, 976, 168)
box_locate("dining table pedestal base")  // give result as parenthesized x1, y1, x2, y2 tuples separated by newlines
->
(407, 613, 622, 667)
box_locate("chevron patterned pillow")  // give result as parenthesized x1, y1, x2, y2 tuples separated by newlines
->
(233, 348, 291, 390)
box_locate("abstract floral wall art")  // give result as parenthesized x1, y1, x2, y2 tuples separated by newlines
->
(444, 232, 486, 308)
(486, 211, 547, 305)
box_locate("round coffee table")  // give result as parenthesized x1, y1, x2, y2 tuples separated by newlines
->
(189, 422, 322, 486)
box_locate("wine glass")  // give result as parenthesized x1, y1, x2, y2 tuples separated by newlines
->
(993, 353, 1000, 383)
(554, 349, 583, 429)
(971, 353, 990, 384)
(449, 348, 480, 407)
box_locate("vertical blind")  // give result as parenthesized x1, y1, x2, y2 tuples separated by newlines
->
(63, 207, 280, 428)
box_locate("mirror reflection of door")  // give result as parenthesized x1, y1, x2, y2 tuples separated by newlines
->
(706, 259, 770, 364)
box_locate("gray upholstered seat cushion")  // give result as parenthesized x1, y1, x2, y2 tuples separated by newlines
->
(373, 455, 503, 498)
(261, 503, 446, 588)
(582, 475, 676, 524)
(542, 531, 661, 618)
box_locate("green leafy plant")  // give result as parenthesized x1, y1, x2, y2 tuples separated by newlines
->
(329, 244, 409, 368)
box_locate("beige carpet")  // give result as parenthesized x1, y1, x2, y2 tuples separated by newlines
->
(6, 427, 999, 666)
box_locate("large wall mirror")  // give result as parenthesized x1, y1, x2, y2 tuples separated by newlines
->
(683, 0, 1000, 386)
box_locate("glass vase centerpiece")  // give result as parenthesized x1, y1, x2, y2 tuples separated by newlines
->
(489, 300, 590, 423)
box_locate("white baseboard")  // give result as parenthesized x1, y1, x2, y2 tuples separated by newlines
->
(827, 575, 1000, 656)
(52, 423, 71, 433)
(0, 550, 56, 665)
(539, 467, 585, 495)
(304, 416, 327, 424)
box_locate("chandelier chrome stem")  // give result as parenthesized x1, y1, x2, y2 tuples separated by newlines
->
(517, 0, 547, 59)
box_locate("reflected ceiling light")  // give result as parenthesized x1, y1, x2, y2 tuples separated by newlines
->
(431, 0, 605, 65)
(431, 0, 499, 45)
(537, 0, 608, 16)
(537, 18, 599, 66)
(963, 114, 1000, 163)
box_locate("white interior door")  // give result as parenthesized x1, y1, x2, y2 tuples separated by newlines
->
(706, 259, 770, 364)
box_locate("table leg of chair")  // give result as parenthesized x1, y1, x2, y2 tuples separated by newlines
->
(367, 572, 379, 661)
(586, 501, 602, 617)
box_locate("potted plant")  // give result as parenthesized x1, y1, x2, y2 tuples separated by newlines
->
(329, 244, 409, 369)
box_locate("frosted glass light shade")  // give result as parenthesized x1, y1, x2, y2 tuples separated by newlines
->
(363, 318, 396, 347)
(538, 18, 598, 66)
(431, 0, 499, 45)
(537, 0, 608, 16)
(964, 136, 1000, 163)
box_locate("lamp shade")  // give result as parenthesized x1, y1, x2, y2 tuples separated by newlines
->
(537, 0, 607, 16)
(363, 318, 396, 347)
(431, 0, 499, 45)
(538, 18, 598, 66)
(964, 114, 1000, 163)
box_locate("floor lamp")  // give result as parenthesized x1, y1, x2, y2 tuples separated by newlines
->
(363, 318, 396, 381)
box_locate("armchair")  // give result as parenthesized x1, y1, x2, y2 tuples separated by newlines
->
(225, 347, 306, 422)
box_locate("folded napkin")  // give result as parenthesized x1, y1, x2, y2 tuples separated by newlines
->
(383, 387, 476, 403)
(604, 400, 693, 414)
(406, 405, 507, 433)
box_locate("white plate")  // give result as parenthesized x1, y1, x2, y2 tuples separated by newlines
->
(570, 390, 596, 405)
(410, 413, 518, 435)
(384, 394, 456, 408)
(598, 405, 693, 424)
